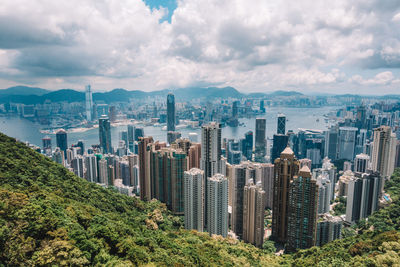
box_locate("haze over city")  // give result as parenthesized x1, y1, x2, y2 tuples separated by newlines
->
(0, 0, 400, 94)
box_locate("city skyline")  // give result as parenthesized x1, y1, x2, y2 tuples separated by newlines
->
(0, 0, 399, 94)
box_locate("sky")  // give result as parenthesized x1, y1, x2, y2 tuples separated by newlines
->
(0, 0, 399, 95)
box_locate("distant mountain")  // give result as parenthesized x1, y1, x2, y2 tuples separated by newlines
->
(0, 85, 307, 104)
(268, 90, 304, 97)
(0, 86, 50, 96)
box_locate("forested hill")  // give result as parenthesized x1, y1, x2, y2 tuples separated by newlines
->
(1, 131, 400, 266)
(0, 132, 281, 266)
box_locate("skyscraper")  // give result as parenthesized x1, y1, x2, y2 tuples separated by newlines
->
(338, 127, 358, 160)
(201, 122, 223, 227)
(271, 147, 300, 244)
(254, 118, 266, 162)
(184, 168, 205, 232)
(99, 115, 112, 154)
(286, 165, 318, 252)
(56, 129, 68, 157)
(167, 93, 175, 132)
(71, 156, 84, 178)
(84, 154, 98, 183)
(277, 113, 286, 135)
(345, 171, 381, 224)
(200, 122, 223, 179)
(207, 173, 228, 237)
(371, 126, 397, 183)
(271, 134, 289, 163)
(138, 136, 154, 201)
(241, 131, 253, 161)
(231, 164, 247, 238)
(243, 181, 265, 247)
(85, 85, 93, 121)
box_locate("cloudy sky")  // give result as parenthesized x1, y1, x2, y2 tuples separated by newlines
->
(0, 0, 400, 94)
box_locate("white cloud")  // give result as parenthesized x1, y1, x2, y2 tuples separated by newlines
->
(0, 0, 399, 94)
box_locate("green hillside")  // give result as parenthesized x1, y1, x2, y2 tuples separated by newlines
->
(1, 131, 400, 266)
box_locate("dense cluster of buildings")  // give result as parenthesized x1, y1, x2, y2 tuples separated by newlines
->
(34, 89, 400, 252)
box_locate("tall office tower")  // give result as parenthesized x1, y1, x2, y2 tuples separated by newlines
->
(258, 163, 274, 209)
(271, 147, 300, 244)
(254, 118, 267, 162)
(242, 131, 253, 161)
(355, 129, 368, 155)
(188, 132, 198, 143)
(286, 166, 318, 252)
(338, 170, 355, 197)
(127, 125, 135, 152)
(316, 214, 343, 247)
(271, 134, 289, 163)
(184, 168, 205, 232)
(231, 164, 247, 238)
(243, 181, 265, 247)
(338, 127, 358, 160)
(167, 131, 181, 144)
(316, 174, 331, 214)
(85, 85, 93, 121)
(71, 156, 84, 178)
(167, 93, 175, 132)
(134, 127, 144, 141)
(98, 158, 108, 184)
(52, 147, 65, 166)
(260, 100, 265, 113)
(354, 153, 370, 173)
(277, 113, 286, 135)
(42, 136, 52, 151)
(188, 143, 201, 169)
(84, 154, 98, 183)
(109, 106, 117, 122)
(345, 171, 381, 224)
(56, 129, 68, 157)
(299, 158, 312, 169)
(324, 125, 339, 160)
(207, 174, 228, 237)
(99, 115, 112, 154)
(138, 136, 154, 201)
(371, 126, 397, 184)
(232, 100, 239, 118)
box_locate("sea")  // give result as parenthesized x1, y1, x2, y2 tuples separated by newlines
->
(0, 106, 339, 149)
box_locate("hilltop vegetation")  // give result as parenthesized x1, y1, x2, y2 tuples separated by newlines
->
(0, 132, 281, 266)
(1, 131, 400, 266)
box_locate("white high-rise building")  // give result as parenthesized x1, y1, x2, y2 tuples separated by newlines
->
(207, 173, 228, 237)
(316, 174, 331, 214)
(243, 181, 265, 247)
(371, 126, 397, 185)
(85, 85, 93, 121)
(184, 168, 204, 232)
(313, 158, 336, 201)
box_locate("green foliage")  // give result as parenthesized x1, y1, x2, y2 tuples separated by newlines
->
(0, 133, 281, 266)
(2, 131, 400, 266)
